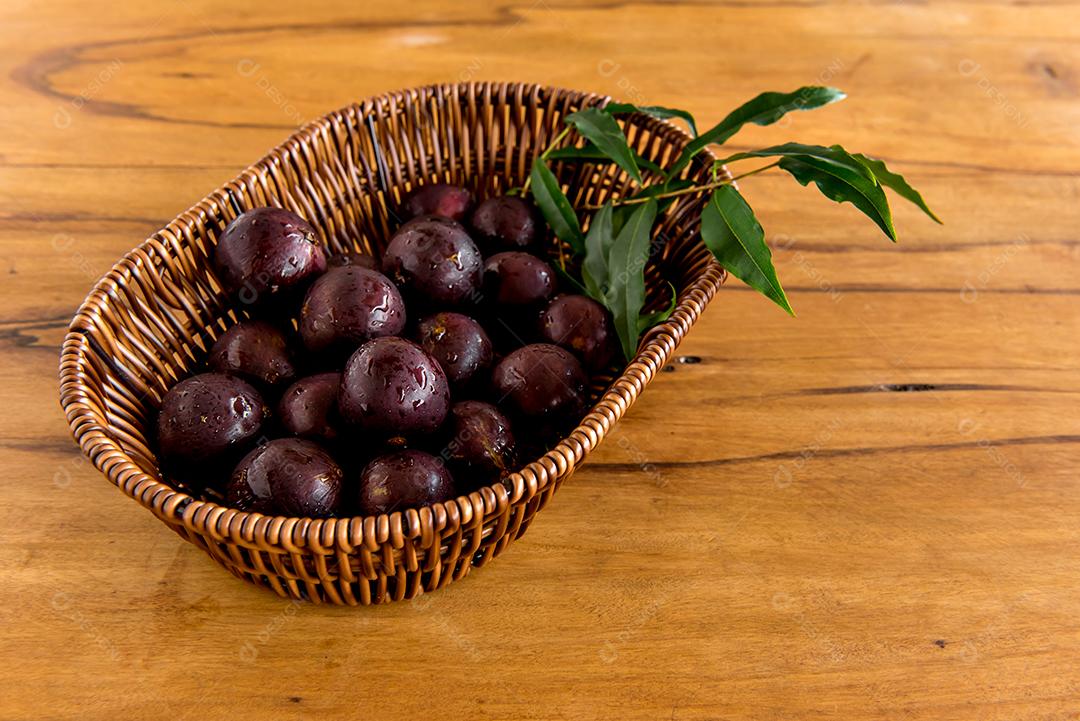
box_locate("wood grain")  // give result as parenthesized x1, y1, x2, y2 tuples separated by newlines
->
(3, 0, 1079, 718)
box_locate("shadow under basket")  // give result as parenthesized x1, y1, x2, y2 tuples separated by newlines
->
(58, 82, 726, 605)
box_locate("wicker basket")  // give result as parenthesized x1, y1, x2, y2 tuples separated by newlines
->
(58, 82, 726, 605)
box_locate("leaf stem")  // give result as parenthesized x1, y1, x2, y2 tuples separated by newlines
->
(582, 161, 781, 209)
(542, 127, 572, 159)
(725, 160, 782, 183)
(522, 126, 573, 194)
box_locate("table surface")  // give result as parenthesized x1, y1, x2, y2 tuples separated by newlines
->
(3, 0, 1079, 719)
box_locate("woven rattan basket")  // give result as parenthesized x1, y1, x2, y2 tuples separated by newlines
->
(59, 82, 726, 605)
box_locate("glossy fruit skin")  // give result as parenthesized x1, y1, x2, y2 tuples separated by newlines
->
(208, 320, 298, 389)
(539, 294, 619, 372)
(416, 312, 493, 390)
(482, 252, 556, 308)
(382, 216, 483, 307)
(339, 337, 450, 437)
(327, 251, 378, 270)
(213, 207, 327, 308)
(299, 266, 406, 361)
(156, 373, 269, 490)
(491, 343, 588, 429)
(277, 372, 342, 443)
(355, 450, 455, 516)
(402, 183, 474, 223)
(469, 195, 539, 253)
(226, 438, 343, 518)
(440, 401, 516, 487)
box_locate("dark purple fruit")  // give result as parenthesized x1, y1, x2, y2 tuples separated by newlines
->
(355, 450, 455, 516)
(469, 195, 539, 253)
(213, 207, 327, 308)
(208, 320, 298, 389)
(328, 251, 378, 270)
(299, 266, 406, 360)
(226, 438, 343, 518)
(491, 343, 588, 429)
(339, 337, 450, 437)
(482, 252, 556, 309)
(156, 372, 269, 489)
(382, 216, 483, 307)
(402, 183, 473, 223)
(440, 401, 516, 487)
(539, 295, 619, 372)
(277, 373, 341, 443)
(416, 312, 493, 390)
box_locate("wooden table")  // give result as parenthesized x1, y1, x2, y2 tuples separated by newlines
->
(3, 1, 1079, 718)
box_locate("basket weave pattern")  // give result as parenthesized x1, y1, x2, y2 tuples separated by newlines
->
(59, 82, 726, 605)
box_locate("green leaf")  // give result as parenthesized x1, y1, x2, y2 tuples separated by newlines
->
(605, 199, 659, 360)
(529, 158, 585, 254)
(670, 87, 846, 176)
(611, 204, 636, 239)
(852, 153, 942, 224)
(603, 102, 698, 137)
(779, 157, 895, 242)
(717, 142, 874, 180)
(547, 144, 664, 175)
(718, 143, 896, 241)
(637, 281, 677, 333)
(564, 108, 642, 183)
(701, 186, 794, 315)
(582, 202, 615, 300)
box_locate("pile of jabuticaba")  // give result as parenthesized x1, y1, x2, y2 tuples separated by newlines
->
(155, 184, 618, 518)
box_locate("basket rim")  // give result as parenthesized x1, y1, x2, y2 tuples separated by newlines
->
(58, 80, 726, 552)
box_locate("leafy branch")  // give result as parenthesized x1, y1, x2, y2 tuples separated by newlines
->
(528, 86, 942, 361)
(580, 162, 780, 210)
